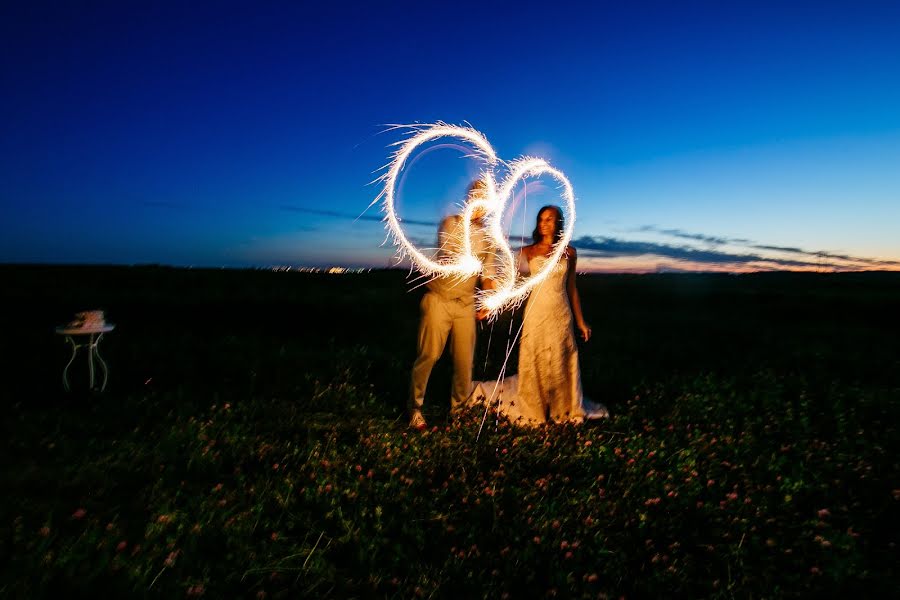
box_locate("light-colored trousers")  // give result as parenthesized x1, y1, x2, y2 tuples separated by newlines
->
(409, 291, 476, 414)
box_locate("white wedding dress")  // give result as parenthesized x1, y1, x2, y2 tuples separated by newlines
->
(472, 253, 608, 425)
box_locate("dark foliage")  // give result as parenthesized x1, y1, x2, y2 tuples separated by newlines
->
(1, 266, 898, 598)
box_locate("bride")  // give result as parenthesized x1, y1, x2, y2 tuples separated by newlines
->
(473, 205, 608, 424)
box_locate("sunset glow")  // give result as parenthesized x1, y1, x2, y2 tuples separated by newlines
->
(2, 3, 899, 272)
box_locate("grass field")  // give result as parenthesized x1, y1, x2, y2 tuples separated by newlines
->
(1, 265, 898, 598)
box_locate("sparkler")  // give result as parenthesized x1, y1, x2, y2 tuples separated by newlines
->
(378, 123, 577, 317)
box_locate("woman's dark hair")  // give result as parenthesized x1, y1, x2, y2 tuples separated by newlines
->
(532, 205, 564, 244)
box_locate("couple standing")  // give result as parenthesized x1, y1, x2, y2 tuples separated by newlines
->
(409, 180, 606, 429)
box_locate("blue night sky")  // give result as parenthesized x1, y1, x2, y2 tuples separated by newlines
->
(2, 0, 899, 272)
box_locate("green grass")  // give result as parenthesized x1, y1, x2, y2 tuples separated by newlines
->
(1, 266, 898, 598)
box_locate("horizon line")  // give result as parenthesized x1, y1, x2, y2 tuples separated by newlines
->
(2, 261, 899, 276)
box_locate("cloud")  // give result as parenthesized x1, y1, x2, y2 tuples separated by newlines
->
(629, 224, 900, 270)
(748, 244, 900, 267)
(637, 225, 731, 245)
(572, 236, 823, 269)
(572, 225, 900, 270)
(279, 205, 438, 227)
(266, 207, 899, 272)
(752, 243, 805, 254)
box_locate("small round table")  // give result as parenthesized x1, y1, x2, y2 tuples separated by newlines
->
(55, 324, 115, 392)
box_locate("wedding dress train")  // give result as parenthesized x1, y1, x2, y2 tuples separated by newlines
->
(472, 254, 608, 425)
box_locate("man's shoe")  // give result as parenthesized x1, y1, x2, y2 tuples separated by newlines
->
(409, 410, 427, 430)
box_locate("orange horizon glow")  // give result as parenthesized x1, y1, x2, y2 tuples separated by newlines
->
(576, 254, 900, 274)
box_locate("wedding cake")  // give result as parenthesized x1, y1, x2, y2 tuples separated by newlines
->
(68, 310, 107, 330)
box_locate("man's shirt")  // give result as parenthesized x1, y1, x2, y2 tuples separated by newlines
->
(426, 215, 496, 304)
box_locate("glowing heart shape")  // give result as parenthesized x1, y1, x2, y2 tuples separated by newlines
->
(379, 123, 576, 316)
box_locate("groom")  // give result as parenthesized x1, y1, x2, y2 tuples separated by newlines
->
(408, 179, 495, 429)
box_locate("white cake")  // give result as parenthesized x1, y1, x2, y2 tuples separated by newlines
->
(69, 310, 106, 329)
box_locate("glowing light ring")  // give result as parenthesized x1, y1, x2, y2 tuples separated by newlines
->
(381, 124, 497, 280)
(380, 124, 577, 316)
(481, 158, 575, 314)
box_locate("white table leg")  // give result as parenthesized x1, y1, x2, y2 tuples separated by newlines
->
(93, 333, 109, 392)
(87, 333, 96, 390)
(62, 336, 77, 392)
(59, 330, 112, 393)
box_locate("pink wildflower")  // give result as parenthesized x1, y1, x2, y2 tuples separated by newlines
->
(164, 550, 179, 567)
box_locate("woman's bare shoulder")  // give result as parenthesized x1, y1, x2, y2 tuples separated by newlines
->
(520, 244, 535, 259)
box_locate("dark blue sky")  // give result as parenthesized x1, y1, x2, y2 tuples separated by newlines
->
(2, 0, 899, 271)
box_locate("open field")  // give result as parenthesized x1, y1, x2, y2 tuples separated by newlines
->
(1, 265, 898, 597)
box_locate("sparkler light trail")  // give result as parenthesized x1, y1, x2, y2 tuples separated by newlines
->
(378, 123, 578, 317)
(377, 123, 498, 281)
